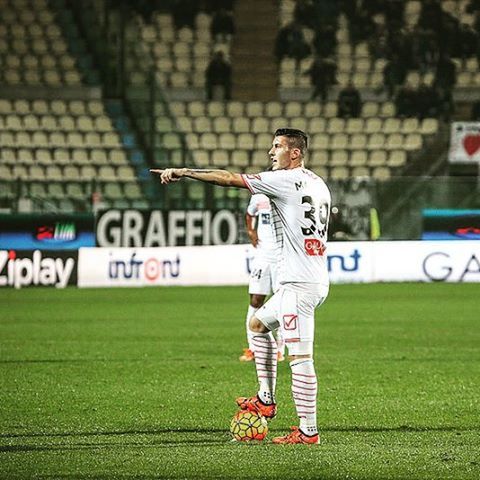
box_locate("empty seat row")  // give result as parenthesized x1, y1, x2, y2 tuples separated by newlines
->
(0, 7, 54, 26)
(143, 40, 230, 59)
(0, 22, 62, 38)
(189, 149, 406, 171)
(0, 99, 105, 115)
(1, 131, 122, 148)
(1, 147, 130, 166)
(167, 100, 402, 119)
(15, 180, 143, 201)
(188, 148, 395, 181)
(1, 114, 113, 132)
(161, 115, 437, 136)
(309, 149, 407, 169)
(0, 52, 75, 68)
(310, 132, 423, 151)
(1, 69, 82, 86)
(156, 131, 424, 152)
(1, 163, 137, 181)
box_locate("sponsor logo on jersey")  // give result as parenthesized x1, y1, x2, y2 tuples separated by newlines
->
(245, 174, 261, 181)
(304, 239, 326, 256)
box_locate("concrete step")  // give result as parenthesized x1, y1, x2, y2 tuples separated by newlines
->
(231, 0, 278, 101)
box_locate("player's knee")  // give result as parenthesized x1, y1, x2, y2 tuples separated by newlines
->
(249, 315, 269, 333)
(286, 341, 313, 360)
(250, 294, 266, 309)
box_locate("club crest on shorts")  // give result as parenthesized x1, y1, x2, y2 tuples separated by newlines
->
(283, 314, 298, 331)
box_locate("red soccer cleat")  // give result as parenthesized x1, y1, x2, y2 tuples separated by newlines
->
(236, 395, 277, 419)
(239, 348, 255, 362)
(272, 426, 320, 445)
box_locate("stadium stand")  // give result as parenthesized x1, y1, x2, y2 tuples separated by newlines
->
(0, 0, 149, 212)
(0, 0, 477, 215)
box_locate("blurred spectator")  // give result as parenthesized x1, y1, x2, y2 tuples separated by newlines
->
(384, 0, 405, 32)
(328, 206, 353, 241)
(210, 8, 235, 42)
(206, 0, 235, 13)
(394, 84, 418, 117)
(312, 24, 337, 58)
(416, 81, 441, 119)
(433, 53, 457, 91)
(457, 24, 478, 59)
(467, 0, 480, 13)
(274, 21, 311, 65)
(205, 51, 231, 101)
(131, 0, 157, 24)
(337, 82, 362, 118)
(347, 7, 375, 46)
(418, 0, 443, 31)
(383, 54, 407, 98)
(368, 23, 389, 60)
(172, 0, 198, 30)
(312, 0, 340, 29)
(412, 27, 439, 72)
(471, 100, 480, 120)
(387, 27, 414, 69)
(437, 12, 461, 56)
(305, 56, 337, 103)
(294, 0, 315, 29)
(437, 87, 455, 122)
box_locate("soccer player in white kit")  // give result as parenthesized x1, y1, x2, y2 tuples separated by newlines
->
(151, 128, 331, 444)
(240, 193, 285, 363)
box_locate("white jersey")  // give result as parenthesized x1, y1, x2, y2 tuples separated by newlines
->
(242, 168, 331, 287)
(247, 194, 277, 263)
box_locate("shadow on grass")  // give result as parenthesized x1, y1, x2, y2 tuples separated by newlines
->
(4, 424, 480, 439)
(2, 424, 479, 453)
(0, 438, 228, 453)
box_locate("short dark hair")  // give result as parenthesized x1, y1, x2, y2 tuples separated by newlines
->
(274, 128, 308, 155)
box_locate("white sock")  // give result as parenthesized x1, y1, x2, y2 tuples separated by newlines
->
(290, 358, 318, 435)
(250, 330, 277, 404)
(245, 305, 258, 351)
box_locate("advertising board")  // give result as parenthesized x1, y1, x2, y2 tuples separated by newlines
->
(95, 209, 239, 247)
(0, 249, 78, 289)
(77, 241, 480, 288)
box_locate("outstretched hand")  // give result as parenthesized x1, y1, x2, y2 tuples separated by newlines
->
(150, 168, 184, 184)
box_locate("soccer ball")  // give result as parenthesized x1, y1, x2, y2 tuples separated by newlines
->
(230, 410, 268, 442)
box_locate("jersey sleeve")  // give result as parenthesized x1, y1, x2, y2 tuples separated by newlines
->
(241, 171, 287, 199)
(246, 194, 259, 216)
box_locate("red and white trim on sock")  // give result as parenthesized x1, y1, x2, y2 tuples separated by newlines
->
(251, 331, 278, 404)
(290, 358, 318, 435)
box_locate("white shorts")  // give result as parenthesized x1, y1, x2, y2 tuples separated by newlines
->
(248, 258, 278, 296)
(255, 284, 328, 355)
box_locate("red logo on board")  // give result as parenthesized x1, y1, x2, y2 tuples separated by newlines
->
(463, 135, 480, 156)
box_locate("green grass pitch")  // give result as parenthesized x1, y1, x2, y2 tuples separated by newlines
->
(1, 283, 479, 479)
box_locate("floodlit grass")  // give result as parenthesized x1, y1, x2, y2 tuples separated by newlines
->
(0, 283, 479, 479)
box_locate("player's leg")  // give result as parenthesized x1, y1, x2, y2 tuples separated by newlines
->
(275, 327, 285, 362)
(240, 262, 270, 362)
(240, 293, 266, 362)
(269, 262, 285, 362)
(272, 288, 328, 444)
(236, 290, 282, 418)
